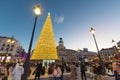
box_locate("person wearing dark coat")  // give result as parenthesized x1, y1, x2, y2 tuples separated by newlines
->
(80, 62, 87, 80)
(112, 61, 120, 80)
(34, 62, 42, 80)
(93, 62, 103, 80)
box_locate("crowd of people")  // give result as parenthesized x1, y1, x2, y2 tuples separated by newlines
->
(1, 60, 120, 80)
(0, 61, 24, 80)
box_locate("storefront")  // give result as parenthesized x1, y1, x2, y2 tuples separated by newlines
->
(0, 55, 11, 62)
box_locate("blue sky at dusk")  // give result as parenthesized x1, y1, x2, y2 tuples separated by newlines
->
(0, 0, 120, 52)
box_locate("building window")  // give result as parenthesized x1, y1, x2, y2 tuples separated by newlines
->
(2, 44, 5, 46)
(10, 48, 13, 51)
(11, 45, 14, 47)
(6, 48, 9, 51)
(7, 44, 10, 47)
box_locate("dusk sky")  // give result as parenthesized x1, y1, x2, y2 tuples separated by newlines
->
(0, 0, 120, 52)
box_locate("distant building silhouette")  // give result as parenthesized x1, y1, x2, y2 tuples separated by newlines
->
(57, 37, 97, 63)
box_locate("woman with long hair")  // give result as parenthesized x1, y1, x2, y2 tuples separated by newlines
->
(53, 64, 62, 80)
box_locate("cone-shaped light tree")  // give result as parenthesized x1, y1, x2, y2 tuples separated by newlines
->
(31, 12, 58, 60)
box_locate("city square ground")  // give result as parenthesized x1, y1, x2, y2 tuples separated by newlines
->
(7, 67, 115, 80)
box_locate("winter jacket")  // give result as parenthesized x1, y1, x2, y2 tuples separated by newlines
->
(12, 65, 24, 80)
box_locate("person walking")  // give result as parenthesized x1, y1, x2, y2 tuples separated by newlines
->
(70, 62, 77, 80)
(90, 62, 96, 80)
(0, 64, 8, 80)
(12, 62, 24, 80)
(59, 64, 64, 80)
(112, 61, 119, 80)
(116, 62, 120, 80)
(76, 63, 81, 80)
(80, 61, 87, 80)
(112, 61, 120, 80)
(108, 63, 113, 73)
(34, 62, 42, 80)
(93, 62, 103, 80)
(53, 64, 62, 80)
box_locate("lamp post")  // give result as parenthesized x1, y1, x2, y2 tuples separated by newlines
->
(21, 5, 42, 80)
(90, 27, 102, 61)
(3, 36, 15, 64)
(90, 27, 106, 75)
(112, 40, 118, 53)
(112, 40, 116, 46)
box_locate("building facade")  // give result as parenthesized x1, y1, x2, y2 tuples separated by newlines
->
(79, 48, 97, 60)
(99, 47, 117, 61)
(57, 37, 97, 63)
(0, 36, 25, 56)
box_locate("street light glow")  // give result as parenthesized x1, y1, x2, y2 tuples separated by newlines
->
(11, 40, 15, 43)
(7, 39, 11, 43)
(90, 27, 95, 34)
(48, 12, 50, 15)
(7, 39, 15, 43)
(33, 5, 42, 16)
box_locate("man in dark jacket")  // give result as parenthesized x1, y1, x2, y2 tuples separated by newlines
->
(80, 62, 87, 80)
(34, 62, 42, 80)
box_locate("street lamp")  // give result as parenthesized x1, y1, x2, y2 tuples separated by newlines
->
(90, 27, 106, 75)
(112, 40, 116, 46)
(21, 5, 42, 80)
(112, 40, 118, 53)
(90, 27, 102, 61)
(3, 37, 15, 63)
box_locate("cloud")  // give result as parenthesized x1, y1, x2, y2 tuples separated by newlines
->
(54, 15, 64, 23)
